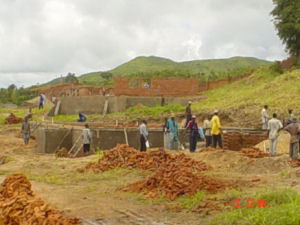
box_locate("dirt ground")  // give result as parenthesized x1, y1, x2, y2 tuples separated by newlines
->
(0, 127, 299, 225)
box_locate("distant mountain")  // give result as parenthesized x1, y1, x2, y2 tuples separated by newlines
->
(78, 56, 272, 85)
(38, 56, 272, 87)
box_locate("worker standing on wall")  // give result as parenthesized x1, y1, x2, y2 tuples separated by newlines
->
(203, 114, 212, 147)
(138, 120, 148, 152)
(185, 101, 192, 127)
(82, 124, 92, 155)
(167, 114, 178, 150)
(186, 115, 198, 152)
(211, 110, 223, 149)
(283, 118, 299, 160)
(261, 105, 269, 130)
(21, 117, 30, 145)
(267, 113, 283, 157)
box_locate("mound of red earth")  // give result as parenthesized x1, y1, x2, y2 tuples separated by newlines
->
(124, 163, 237, 200)
(79, 144, 211, 173)
(289, 159, 300, 167)
(4, 113, 23, 124)
(240, 147, 269, 158)
(0, 174, 80, 225)
(55, 147, 69, 158)
(192, 197, 233, 215)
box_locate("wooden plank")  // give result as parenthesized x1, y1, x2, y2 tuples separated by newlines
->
(103, 99, 108, 115)
(54, 100, 61, 116)
(68, 135, 81, 154)
(124, 128, 129, 145)
(54, 127, 73, 152)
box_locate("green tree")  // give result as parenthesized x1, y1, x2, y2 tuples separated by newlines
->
(271, 0, 300, 64)
(65, 73, 78, 83)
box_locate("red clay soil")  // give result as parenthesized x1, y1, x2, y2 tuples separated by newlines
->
(289, 159, 300, 167)
(192, 197, 233, 215)
(55, 147, 88, 158)
(79, 144, 211, 173)
(0, 174, 80, 225)
(124, 164, 237, 201)
(4, 113, 23, 124)
(240, 147, 269, 158)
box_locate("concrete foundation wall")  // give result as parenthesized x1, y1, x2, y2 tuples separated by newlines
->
(36, 128, 73, 154)
(59, 96, 199, 115)
(38, 127, 164, 153)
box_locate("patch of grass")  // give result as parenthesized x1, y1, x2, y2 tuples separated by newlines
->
(211, 188, 300, 225)
(124, 104, 185, 118)
(175, 191, 206, 209)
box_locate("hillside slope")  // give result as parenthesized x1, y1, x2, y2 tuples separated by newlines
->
(79, 56, 271, 84)
(193, 68, 300, 127)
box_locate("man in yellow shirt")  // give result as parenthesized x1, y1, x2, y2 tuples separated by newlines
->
(211, 110, 223, 148)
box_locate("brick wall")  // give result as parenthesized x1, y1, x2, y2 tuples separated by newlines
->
(223, 132, 268, 151)
(198, 72, 252, 92)
(114, 77, 199, 97)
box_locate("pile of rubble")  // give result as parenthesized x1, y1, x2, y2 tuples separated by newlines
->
(79, 144, 211, 173)
(0, 174, 80, 224)
(55, 147, 70, 158)
(240, 147, 269, 158)
(124, 164, 236, 200)
(4, 113, 23, 124)
(289, 159, 300, 167)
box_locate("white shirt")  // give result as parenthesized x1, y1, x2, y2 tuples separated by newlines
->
(261, 108, 269, 123)
(268, 118, 283, 140)
(82, 128, 92, 144)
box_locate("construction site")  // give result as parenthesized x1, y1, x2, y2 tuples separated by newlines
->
(1, 63, 300, 225)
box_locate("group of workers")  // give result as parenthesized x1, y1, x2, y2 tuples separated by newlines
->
(261, 106, 300, 160)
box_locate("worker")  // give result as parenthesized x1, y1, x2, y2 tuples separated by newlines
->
(167, 114, 178, 150)
(283, 118, 300, 160)
(138, 120, 148, 152)
(261, 105, 269, 130)
(38, 94, 44, 109)
(267, 113, 283, 156)
(21, 117, 30, 145)
(81, 124, 92, 154)
(186, 115, 198, 152)
(203, 114, 212, 147)
(211, 110, 223, 148)
(25, 107, 32, 120)
(185, 101, 192, 127)
(77, 112, 86, 122)
(163, 117, 169, 149)
(288, 109, 296, 123)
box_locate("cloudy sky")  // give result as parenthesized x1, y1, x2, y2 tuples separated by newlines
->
(0, 0, 287, 88)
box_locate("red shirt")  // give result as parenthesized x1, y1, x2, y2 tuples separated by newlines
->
(186, 120, 198, 130)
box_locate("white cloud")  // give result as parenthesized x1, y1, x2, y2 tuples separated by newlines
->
(0, 0, 287, 88)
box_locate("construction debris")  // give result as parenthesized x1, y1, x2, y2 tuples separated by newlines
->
(192, 197, 232, 215)
(4, 113, 23, 124)
(55, 147, 87, 158)
(240, 147, 269, 158)
(289, 159, 300, 167)
(79, 144, 211, 173)
(0, 174, 80, 225)
(55, 147, 69, 158)
(124, 164, 236, 200)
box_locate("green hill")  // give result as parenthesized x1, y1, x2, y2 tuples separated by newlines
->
(78, 56, 272, 85)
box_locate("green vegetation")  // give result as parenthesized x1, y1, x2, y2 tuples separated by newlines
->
(271, 0, 300, 64)
(79, 56, 272, 85)
(0, 84, 36, 105)
(192, 67, 300, 117)
(124, 104, 185, 118)
(211, 188, 300, 225)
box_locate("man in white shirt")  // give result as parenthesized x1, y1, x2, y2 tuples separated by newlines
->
(82, 124, 92, 154)
(267, 113, 283, 156)
(261, 105, 269, 130)
(138, 120, 148, 151)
